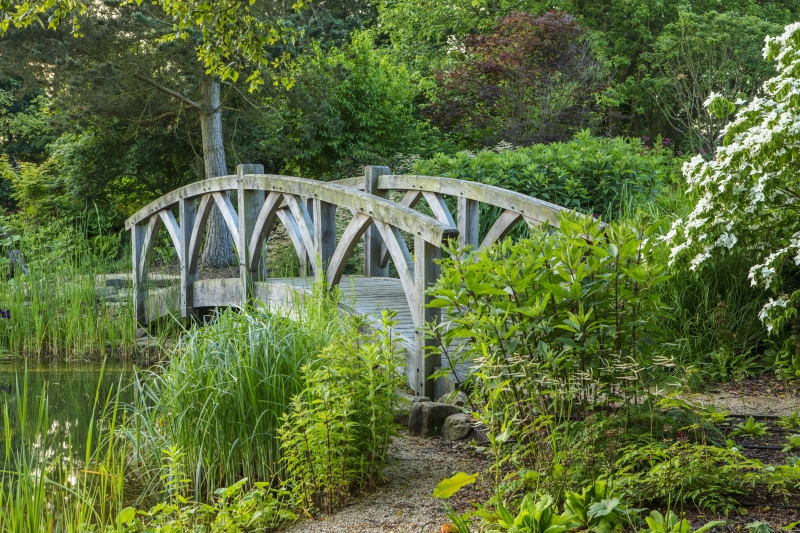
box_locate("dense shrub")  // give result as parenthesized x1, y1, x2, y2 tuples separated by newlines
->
(279, 313, 405, 514)
(413, 131, 678, 219)
(427, 212, 669, 448)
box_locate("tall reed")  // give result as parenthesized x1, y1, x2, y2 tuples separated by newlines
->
(0, 364, 128, 532)
(124, 287, 353, 502)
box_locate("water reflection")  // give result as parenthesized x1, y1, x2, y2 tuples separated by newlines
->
(0, 362, 135, 466)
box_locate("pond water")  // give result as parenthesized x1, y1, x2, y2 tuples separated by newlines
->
(0, 362, 137, 466)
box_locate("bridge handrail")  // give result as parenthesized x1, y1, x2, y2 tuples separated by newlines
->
(378, 174, 568, 226)
(125, 175, 455, 244)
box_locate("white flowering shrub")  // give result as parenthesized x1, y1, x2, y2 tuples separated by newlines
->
(668, 23, 800, 333)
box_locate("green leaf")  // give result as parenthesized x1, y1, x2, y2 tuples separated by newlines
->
(117, 506, 137, 526)
(432, 472, 478, 499)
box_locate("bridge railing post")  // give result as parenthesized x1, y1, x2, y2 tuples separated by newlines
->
(364, 166, 390, 277)
(312, 198, 336, 279)
(131, 222, 148, 326)
(237, 164, 265, 305)
(413, 236, 442, 399)
(179, 198, 197, 319)
(457, 197, 480, 250)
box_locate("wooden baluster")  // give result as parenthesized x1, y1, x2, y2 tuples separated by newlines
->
(364, 165, 390, 277)
(131, 222, 147, 326)
(179, 198, 197, 319)
(457, 197, 480, 251)
(237, 164, 265, 304)
(313, 198, 337, 280)
(413, 236, 442, 399)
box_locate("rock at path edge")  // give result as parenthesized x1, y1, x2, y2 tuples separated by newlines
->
(408, 402, 461, 437)
(442, 413, 473, 441)
(394, 393, 430, 426)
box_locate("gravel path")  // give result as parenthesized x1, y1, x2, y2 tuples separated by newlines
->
(284, 432, 491, 533)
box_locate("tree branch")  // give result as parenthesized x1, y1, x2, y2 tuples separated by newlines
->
(123, 111, 180, 123)
(133, 74, 202, 110)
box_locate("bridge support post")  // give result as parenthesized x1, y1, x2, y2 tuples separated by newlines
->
(364, 166, 390, 277)
(457, 197, 480, 250)
(131, 222, 148, 326)
(313, 199, 337, 278)
(179, 198, 198, 319)
(413, 236, 442, 399)
(237, 164, 265, 305)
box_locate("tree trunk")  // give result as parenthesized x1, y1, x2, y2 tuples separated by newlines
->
(198, 78, 236, 269)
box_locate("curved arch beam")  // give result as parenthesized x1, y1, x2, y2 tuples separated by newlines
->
(138, 215, 162, 280)
(187, 194, 215, 275)
(158, 210, 182, 268)
(240, 175, 456, 245)
(480, 209, 523, 250)
(326, 212, 372, 289)
(282, 194, 316, 268)
(373, 219, 418, 323)
(377, 175, 568, 227)
(211, 192, 241, 255)
(275, 208, 310, 273)
(422, 191, 455, 227)
(248, 191, 283, 267)
(379, 190, 421, 269)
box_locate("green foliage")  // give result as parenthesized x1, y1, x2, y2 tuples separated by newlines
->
(783, 434, 800, 452)
(279, 311, 405, 514)
(258, 32, 431, 180)
(745, 522, 775, 533)
(616, 442, 767, 512)
(644, 10, 780, 154)
(706, 348, 762, 382)
(115, 478, 295, 533)
(0, 78, 52, 170)
(413, 132, 677, 219)
(728, 417, 770, 439)
(495, 493, 581, 533)
(0, 366, 128, 532)
(564, 481, 632, 533)
(654, 243, 773, 379)
(126, 298, 350, 502)
(428, 212, 668, 434)
(433, 472, 479, 499)
(777, 411, 800, 430)
(0, 0, 303, 92)
(642, 510, 725, 533)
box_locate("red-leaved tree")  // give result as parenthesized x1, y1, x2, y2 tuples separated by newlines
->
(427, 11, 608, 146)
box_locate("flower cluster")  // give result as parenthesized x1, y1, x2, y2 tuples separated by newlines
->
(666, 22, 800, 333)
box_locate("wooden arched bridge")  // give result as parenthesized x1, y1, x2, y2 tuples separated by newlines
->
(125, 164, 568, 397)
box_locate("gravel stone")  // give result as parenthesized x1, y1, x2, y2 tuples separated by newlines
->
(284, 433, 489, 533)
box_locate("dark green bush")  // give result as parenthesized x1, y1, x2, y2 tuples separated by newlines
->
(413, 131, 678, 219)
(427, 212, 670, 451)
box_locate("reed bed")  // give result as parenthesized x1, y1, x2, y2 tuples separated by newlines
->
(0, 364, 128, 532)
(124, 287, 354, 502)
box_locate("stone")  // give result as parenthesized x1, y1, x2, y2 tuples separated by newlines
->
(437, 390, 469, 407)
(393, 393, 430, 426)
(442, 413, 473, 441)
(407, 402, 460, 437)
